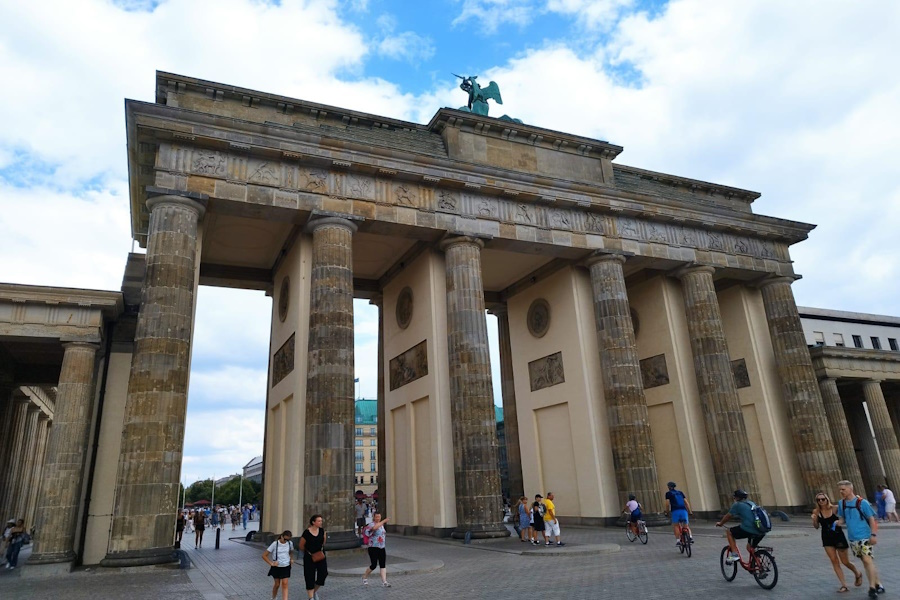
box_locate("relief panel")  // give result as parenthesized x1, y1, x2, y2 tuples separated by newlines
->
(528, 351, 565, 392)
(389, 340, 428, 391)
(272, 333, 295, 386)
(640, 353, 670, 389)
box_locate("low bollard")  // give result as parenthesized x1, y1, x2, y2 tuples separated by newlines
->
(215, 527, 221, 549)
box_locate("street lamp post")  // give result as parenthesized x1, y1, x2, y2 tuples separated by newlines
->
(238, 473, 244, 508)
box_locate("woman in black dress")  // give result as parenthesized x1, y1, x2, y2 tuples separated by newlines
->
(813, 491, 862, 593)
(299, 514, 327, 599)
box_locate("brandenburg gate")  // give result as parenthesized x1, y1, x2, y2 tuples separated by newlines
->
(1, 71, 870, 569)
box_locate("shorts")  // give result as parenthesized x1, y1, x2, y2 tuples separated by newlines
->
(367, 546, 386, 569)
(886, 502, 897, 514)
(532, 519, 545, 532)
(670, 509, 689, 524)
(544, 519, 561, 537)
(268, 565, 291, 579)
(356, 517, 366, 528)
(849, 540, 874, 559)
(730, 525, 764, 547)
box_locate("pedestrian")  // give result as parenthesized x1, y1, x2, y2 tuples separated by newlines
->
(531, 496, 546, 545)
(211, 506, 219, 528)
(882, 485, 898, 522)
(874, 485, 886, 521)
(242, 504, 250, 530)
(0, 519, 13, 566)
(516, 496, 531, 543)
(355, 499, 367, 537)
(264, 530, 295, 600)
(4, 518, 25, 570)
(543, 492, 564, 546)
(231, 507, 238, 531)
(175, 510, 185, 546)
(193, 508, 206, 548)
(299, 514, 328, 599)
(362, 512, 391, 587)
(836, 480, 885, 598)
(812, 491, 862, 593)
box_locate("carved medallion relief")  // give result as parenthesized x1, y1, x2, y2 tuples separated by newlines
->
(278, 277, 290, 323)
(396, 286, 413, 329)
(527, 299, 551, 338)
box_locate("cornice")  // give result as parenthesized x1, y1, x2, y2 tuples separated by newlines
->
(0, 284, 124, 319)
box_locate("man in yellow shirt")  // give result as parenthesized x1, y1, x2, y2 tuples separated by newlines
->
(543, 492, 564, 546)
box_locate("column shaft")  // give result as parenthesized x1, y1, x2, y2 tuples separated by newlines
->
(819, 378, 864, 493)
(493, 307, 524, 501)
(588, 255, 662, 513)
(302, 217, 357, 549)
(104, 195, 205, 565)
(10, 406, 40, 522)
(371, 297, 387, 514)
(677, 266, 758, 509)
(863, 380, 900, 490)
(1, 397, 30, 518)
(24, 415, 51, 529)
(441, 236, 507, 538)
(846, 401, 880, 494)
(31, 342, 99, 564)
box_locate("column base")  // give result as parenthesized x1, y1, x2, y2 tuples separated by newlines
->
(27, 549, 76, 565)
(323, 529, 361, 550)
(100, 547, 179, 567)
(451, 523, 510, 539)
(19, 561, 76, 579)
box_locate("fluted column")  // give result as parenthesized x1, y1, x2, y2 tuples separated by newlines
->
(0, 394, 30, 519)
(370, 295, 387, 514)
(676, 265, 758, 509)
(440, 236, 507, 539)
(24, 413, 51, 528)
(9, 404, 41, 522)
(302, 217, 358, 549)
(104, 194, 205, 566)
(846, 401, 880, 494)
(587, 254, 662, 513)
(759, 277, 840, 502)
(490, 306, 524, 501)
(818, 378, 864, 492)
(31, 342, 99, 564)
(863, 380, 900, 489)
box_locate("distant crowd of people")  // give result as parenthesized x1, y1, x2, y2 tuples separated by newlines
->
(176, 503, 257, 548)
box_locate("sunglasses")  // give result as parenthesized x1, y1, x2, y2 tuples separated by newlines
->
(816, 498, 828, 502)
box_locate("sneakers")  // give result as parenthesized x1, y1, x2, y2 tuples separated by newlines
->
(675, 540, 682, 547)
(363, 578, 368, 586)
(556, 542, 565, 546)
(876, 585, 885, 594)
(688, 536, 694, 543)
(382, 582, 392, 587)
(725, 553, 739, 564)
(869, 589, 878, 599)
(546, 541, 552, 546)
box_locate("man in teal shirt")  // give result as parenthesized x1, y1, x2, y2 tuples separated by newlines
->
(716, 489, 765, 564)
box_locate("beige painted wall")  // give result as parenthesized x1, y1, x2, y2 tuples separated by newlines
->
(508, 266, 619, 519)
(383, 250, 455, 531)
(263, 234, 312, 534)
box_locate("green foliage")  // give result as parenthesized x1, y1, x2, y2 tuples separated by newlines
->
(185, 477, 260, 507)
(185, 479, 214, 504)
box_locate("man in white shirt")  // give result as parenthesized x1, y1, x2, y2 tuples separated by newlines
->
(883, 486, 898, 522)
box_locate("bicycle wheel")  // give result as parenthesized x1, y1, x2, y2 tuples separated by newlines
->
(752, 549, 778, 590)
(683, 533, 692, 558)
(720, 546, 737, 581)
(638, 522, 648, 544)
(625, 525, 636, 542)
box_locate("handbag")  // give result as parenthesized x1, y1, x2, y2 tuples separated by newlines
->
(311, 550, 325, 563)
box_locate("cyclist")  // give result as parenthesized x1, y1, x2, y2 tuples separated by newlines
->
(717, 489, 765, 564)
(623, 494, 643, 538)
(664, 481, 693, 546)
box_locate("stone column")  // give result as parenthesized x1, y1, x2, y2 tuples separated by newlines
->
(759, 277, 841, 501)
(676, 265, 759, 509)
(104, 194, 205, 566)
(490, 306, 524, 501)
(0, 394, 30, 519)
(439, 236, 507, 539)
(863, 380, 900, 490)
(24, 413, 51, 528)
(302, 217, 358, 549)
(30, 342, 99, 564)
(587, 254, 663, 513)
(370, 295, 387, 515)
(10, 404, 41, 522)
(846, 400, 880, 494)
(818, 378, 864, 492)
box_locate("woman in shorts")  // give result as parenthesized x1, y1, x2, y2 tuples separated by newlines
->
(812, 491, 862, 593)
(263, 530, 295, 600)
(531, 499, 546, 545)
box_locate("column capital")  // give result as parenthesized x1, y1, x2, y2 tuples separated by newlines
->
(486, 303, 508, 317)
(305, 215, 358, 234)
(672, 263, 716, 280)
(146, 193, 207, 219)
(368, 293, 383, 308)
(438, 235, 484, 252)
(582, 251, 627, 268)
(863, 378, 886, 386)
(62, 341, 100, 353)
(755, 275, 800, 289)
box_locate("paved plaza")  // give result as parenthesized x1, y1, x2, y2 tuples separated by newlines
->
(3, 519, 899, 599)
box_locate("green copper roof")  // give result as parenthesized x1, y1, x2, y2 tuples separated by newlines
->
(495, 405, 503, 423)
(355, 399, 378, 425)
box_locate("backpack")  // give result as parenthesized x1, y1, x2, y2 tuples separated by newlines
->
(745, 501, 772, 533)
(668, 490, 686, 510)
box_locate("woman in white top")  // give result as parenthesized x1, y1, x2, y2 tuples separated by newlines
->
(263, 530, 295, 600)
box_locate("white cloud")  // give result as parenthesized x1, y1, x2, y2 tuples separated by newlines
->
(545, 0, 632, 29)
(377, 31, 436, 64)
(452, 0, 537, 33)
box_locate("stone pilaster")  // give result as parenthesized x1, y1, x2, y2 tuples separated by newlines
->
(439, 236, 507, 539)
(302, 217, 358, 549)
(587, 254, 662, 513)
(490, 306, 524, 501)
(676, 265, 759, 509)
(24, 413, 51, 528)
(31, 342, 99, 565)
(759, 277, 841, 502)
(370, 295, 387, 515)
(818, 378, 864, 494)
(0, 394, 30, 519)
(104, 194, 205, 566)
(863, 380, 900, 490)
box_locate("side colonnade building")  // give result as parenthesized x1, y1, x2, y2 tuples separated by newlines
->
(3, 71, 900, 571)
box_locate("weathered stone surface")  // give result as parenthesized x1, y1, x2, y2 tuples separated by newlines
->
(492, 306, 524, 500)
(863, 380, 900, 491)
(677, 265, 759, 509)
(587, 254, 662, 513)
(759, 277, 841, 503)
(440, 236, 507, 538)
(818, 378, 864, 493)
(640, 354, 669, 389)
(302, 217, 358, 549)
(105, 195, 205, 565)
(31, 342, 98, 564)
(0, 395, 30, 520)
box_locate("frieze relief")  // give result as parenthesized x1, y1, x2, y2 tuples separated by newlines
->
(528, 351, 565, 392)
(436, 189, 459, 212)
(389, 340, 428, 391)
(272, 333, 295, 386)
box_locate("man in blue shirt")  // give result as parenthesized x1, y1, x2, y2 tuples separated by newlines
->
(716, 489, 764, 564)
(836, 480, 884, 598)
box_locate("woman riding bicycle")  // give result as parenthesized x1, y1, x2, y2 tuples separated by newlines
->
(624, 494, 642, 537)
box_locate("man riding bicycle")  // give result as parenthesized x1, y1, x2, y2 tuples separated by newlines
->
(717, 489, 766, 564)
(664, 482, 693, 546)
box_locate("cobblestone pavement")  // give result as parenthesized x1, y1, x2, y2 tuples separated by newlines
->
(4, 519, 900, 599)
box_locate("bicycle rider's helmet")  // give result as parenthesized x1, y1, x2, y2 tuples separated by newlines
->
(667, 481, 677, 489)
(733, 489, 748, 499)
(628, 494, 636, 501)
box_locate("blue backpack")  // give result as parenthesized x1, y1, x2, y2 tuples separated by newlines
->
(668, 490, 686, 510)
(746, 501, 773, 533)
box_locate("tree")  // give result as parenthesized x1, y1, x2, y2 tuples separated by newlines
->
(186, 479, 214, 504)
(215, 476, 261, 506)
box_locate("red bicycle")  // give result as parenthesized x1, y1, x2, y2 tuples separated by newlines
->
(720, 543, 778, 590)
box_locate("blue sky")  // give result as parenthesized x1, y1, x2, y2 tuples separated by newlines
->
(1, 0, 899, 484)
